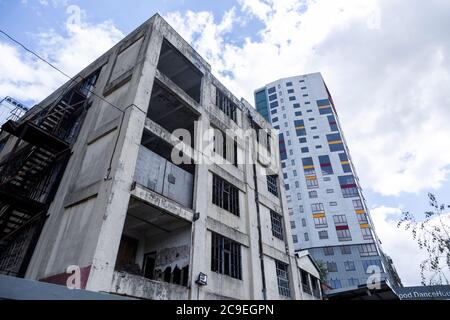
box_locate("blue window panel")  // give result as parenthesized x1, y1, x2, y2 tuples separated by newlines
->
(283, 173, 288, 179)
(330, 144, 345, 152)
(302, 157, 314, 167)
(255, 89, 269, 122)
(285, 184, 290, 190)
(305, 101, 311, 105)
(319, 107, 333, 115)
(289, 96, 296, 101)
(339, 153, 349, 162)
(295, 111, 302, 116)
(274, 125, 280, 130)
(286, 82, 293, 87)
(338, 175, 355, 186)
(327, 133, 342, 142)
(339, 153, 351, 173)
(299, 138, 307, 143)
(293, 103, 301, 108)
(342, 164, 351, 173)
(272, 117, 279, 122)
(281, 162, 286, 168)
(328, 115, 338, 132)
(287, 89, 294, 94)
(270, 101, 279, 109)
(271, 109, 278, 115)
(268, 87, 276, 94)
(301, 147, 309, 153)
(269, 94, 278, 101)
(303, 94, 309, 97)
(317, 99, 331, 106)
(301, 87, 307, 90)
(319, 155, 334, 175)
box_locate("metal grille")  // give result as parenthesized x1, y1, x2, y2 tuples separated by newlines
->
(212, 174, 240, 216)
(211, 232, 242, 280)
(215, 88, 237, 122)
(275, 260, 291, 297)
(270, 210, 284, 240)
(266, 175, 278, 197)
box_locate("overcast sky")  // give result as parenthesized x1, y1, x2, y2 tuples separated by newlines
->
(1, 0, 449, 286)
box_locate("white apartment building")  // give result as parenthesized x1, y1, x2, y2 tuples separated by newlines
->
(255, 73, 402, 290)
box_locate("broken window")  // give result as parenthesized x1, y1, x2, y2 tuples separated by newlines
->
(157, 39, 202, 103)
(211, 232, 242, 280)
(215, 87, 237, 122)
(275, 260, 291, 297)
(270, 210, 284, 240)
(212, 126, 238, 166)
(212, 174, 240, 216)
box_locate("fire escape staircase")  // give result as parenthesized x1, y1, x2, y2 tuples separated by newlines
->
(0, 87, 89, 242)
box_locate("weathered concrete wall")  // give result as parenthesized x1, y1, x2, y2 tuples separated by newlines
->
(134, 145, 193, 208)
(131, 225, 192, 274)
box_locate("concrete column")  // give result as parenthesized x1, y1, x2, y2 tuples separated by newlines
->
(86, 23, 163, 292)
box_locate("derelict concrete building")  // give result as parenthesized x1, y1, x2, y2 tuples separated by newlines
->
(0, 14, 322, 300)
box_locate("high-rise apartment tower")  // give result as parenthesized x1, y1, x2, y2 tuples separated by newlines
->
(255, 73, 401, 290)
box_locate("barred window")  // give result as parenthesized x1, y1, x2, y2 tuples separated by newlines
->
(301, 269, 311, 294)
(270, 210, 284, 240)
(211, 232, 242, 280)
(275, 260, 291, 297)
(215, 88, 237, 122)
(212, 174, 240, 216)
(267, 175, 279, 197)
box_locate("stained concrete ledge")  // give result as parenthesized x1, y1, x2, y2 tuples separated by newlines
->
(110, 271, 189, 300)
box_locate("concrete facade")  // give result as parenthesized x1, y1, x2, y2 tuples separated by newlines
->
(0, 14, 322, 300)
(254, 73, 402, 290)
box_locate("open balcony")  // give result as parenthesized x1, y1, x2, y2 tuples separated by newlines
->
(111, 198, 192, 300)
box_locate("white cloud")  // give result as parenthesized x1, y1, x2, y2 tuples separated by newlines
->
(164, 0, 450, 197)
(371, 206, 450, 286)
(0, 5, 123, 103)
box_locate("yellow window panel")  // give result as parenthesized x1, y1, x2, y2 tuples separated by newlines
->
(360, 223, 370, 229)
(355, 210, 365, 215)
(313, 213, 325, 218)
(305, 175, 317, 180)
(341, 161, 350, 165)
(303, 165, 315, 169)
(318, 105, 331, 109)
(328, 140, 343, 145)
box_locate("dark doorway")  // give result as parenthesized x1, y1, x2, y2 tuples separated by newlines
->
(143, 252, 156, 280)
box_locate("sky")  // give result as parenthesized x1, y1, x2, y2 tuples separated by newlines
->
(1, 0, 449, 286)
